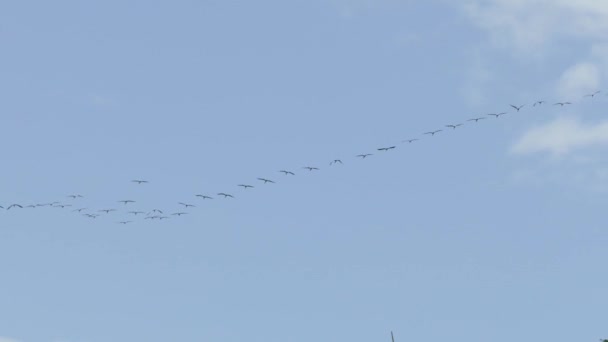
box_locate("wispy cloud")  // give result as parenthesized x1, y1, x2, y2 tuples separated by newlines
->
(0, 337, 20, 342)
(556, 62, 601, 99)
(511, 116, 608, 157)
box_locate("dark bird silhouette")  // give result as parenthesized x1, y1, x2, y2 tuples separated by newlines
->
(445, 124, 463, 129)
(510, 104, 525, 111)
(98, 209, 116, 214)
(53, 204, 72, 208)
(84, 214, 99, 218)
(150, 209, 163, 214)
(67, 194, 83, 199)
(196, 194, 213, 199)
(377, 146, 396, 151)
(145, 215, 160, 220)
(356, 154, 373, 158)
(218, 193, 234, 198)
(7, 204, 23, 210)
(257, 178, 275, 184)
(279, 170, 295, 175)
(172, 212, 188, 216)
(533, 100, 545, 106)
(554, 102, 572, 106)
(118, 200, 136, 205)
(25, 205, 36, 208)
(424, 130, 442, 136)
(402, 139, 419, 143)
(303, 166, 319, 171)
(159, 216, 170, 220)
(330, 159, 343, 165)
(178, 202, 195, 208)
(238, 184, 255, 189)
(488, 112, 507, 118)
(118, 221, 132, 225)
(128, 211, 145, 215)
(72, 208, 87, 212)
(467, 117, 486, 122)
(131, 180, 149, 184)
(584, 91, 600, 98)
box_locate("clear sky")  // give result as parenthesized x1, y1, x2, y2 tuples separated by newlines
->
(1, 1, 607, 341)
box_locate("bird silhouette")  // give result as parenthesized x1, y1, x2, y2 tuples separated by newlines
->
(330, 159, 343, 165)
(196, 194, 214, 199)
(238, 184, 255, 189)
(172, 212, 188, 216)
(467, 117, 486, 122)
(402, 139, 419, 143)
(98, 209, 116, 214)
(424, 130, 442, 136)
(445, 124, 463, 129)
(356, 154, 373, 158)
(257, 178, 275, 184)
(132, 180, 149, 184)
(118, 200, 136, 205)
(118, 221, 132, 225)
(7, 204, 23, 210)
(533, 100, 545, 106)
(487, 112, 507, 118)
(303, 166, 319, 171)
(377, 146, 396, 151)
(218, 193, 234, 198)
(178, 202, 195, 208)
(279, 170, 296, 175)
(510, 104, 525, 111)
(72, 208, 87, 212)
(67, 194, 83, 199)
(150, 209, 164, 214)
(128, 211, 145, 215)
(554, 102, 572, 106)
(584, 91, 600, 98)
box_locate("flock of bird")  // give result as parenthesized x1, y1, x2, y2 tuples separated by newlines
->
(1, 91, 605, 224)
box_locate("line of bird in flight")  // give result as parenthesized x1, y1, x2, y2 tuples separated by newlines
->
(1, 90, 604, 224)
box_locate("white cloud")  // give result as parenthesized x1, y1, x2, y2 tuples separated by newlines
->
(511, 116, 608, 157)
(556, 62, 601, 99)
(0, 337, 20, 342)
(463, 0, 608, 54)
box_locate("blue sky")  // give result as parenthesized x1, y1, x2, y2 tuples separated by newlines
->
(1, 1, 607, 341)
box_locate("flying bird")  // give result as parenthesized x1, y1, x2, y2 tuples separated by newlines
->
(257, 178, 275, 184)
(330, 159, 343, 165)
(118, 221, 132, 225)
(128, 211, 145, 215)
(487, 112, 507, 118)
(424, 130, 442, 136)
(67, 194, 83, 199)
(238, 184, 255, 189)
(218, 193, 234, 198)
(279, 170, 295, 175)
(98, 209, 116, 214)
(118, 200, 136, 205)
(84, 214, 99, 218)
(303, 166, 319, 171)
(131, 180, 149, 184)
(356, 154, 373, 158)
(150, 209, 163, 214)
(445, 124, 463, 129)
(196, 194, 213, 199)
(53, 204, 72, 208)
(584, 91, 600, 98)
(510, 104, 525, 111)
(7, 204, 23, 210)
(402, 139, 418, 143)
(467, 117, 486, 122)
(72, 208, 87, 212)
(178, 202, 195, 208)
(554, 102, 572, 106)
(377, 146, 396, 151)
(533, 100, 545, 106)
(172, 212, 188, 216)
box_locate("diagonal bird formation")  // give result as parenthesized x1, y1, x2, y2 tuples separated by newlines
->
(1, 91, 604, 224)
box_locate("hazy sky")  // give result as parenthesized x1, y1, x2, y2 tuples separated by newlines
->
(1, 1, 607, 341)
